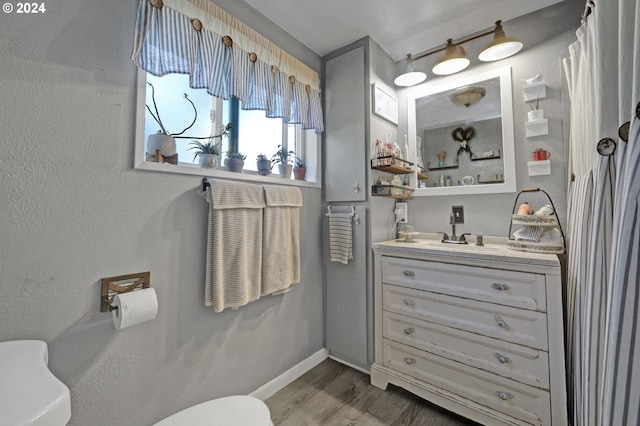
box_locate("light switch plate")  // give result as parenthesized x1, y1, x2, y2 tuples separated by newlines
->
(452, 206, 464, 224)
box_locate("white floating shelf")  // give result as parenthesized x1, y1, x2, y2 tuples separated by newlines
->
(525, 119, 549, 137)
(523, 81, 546, 102)
(527, 160, 551, 176)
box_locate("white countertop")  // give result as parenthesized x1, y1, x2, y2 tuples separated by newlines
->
(373, 233, 561, 267)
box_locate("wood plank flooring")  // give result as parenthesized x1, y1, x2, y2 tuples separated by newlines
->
(265, 359, 481, 426)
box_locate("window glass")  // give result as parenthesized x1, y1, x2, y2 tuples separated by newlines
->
(140, 72, 319, 184)
(145, 73, 217, 165)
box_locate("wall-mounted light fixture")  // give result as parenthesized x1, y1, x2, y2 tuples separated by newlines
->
(394, 20, 522, 87)
(393, 54, 427, 86)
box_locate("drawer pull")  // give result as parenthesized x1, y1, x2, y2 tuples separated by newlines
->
(402, 270, 416, 277)
(494, 352, 512, 364)
(495, 391, 514, 401)
(403, 327, 416, 335)
(404, 357, 417, 365)
(494, 315, 510, 330)
(402, 299, 416, 306)
(491, 283, 511, 291)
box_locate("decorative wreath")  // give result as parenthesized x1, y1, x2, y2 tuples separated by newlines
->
(452, 126, 475, 163)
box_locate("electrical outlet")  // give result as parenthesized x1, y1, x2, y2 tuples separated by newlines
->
(452, 206, 464, 224)
(395, 202, 408, 223)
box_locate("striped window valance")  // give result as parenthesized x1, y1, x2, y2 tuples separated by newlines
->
(131, 0, 324, 133)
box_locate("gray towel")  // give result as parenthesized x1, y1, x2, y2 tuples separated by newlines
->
(328, 213, 353, 264)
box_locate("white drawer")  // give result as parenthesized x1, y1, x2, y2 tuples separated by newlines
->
(382, 339, 551, 426)
(381, 256, 546, 312)
(383, 311, 550, 389)
(383, 284, 549, 350)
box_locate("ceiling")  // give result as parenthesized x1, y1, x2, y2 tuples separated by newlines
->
(242, 0, 566, 61)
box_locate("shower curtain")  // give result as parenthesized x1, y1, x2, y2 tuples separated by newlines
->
(563, 1, 640, 425)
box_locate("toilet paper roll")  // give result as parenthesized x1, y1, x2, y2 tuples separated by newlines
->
(112, 288, 158, 330)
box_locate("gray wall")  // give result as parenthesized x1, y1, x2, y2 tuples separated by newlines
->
(0, 1, 324, 425)
(395, 2, 583, 237)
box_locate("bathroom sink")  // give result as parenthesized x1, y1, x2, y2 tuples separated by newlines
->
(416, 240, 501, 253)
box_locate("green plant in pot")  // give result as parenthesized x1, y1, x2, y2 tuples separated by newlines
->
(256, 153, 272, 176)
(187, 123, 232, 169)
(225, 151, 247, 173)
(271, 145, 296, 178)
(293, 156, 307, 181)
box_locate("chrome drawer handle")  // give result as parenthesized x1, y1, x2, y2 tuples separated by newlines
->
(491, 283, 511, 291)
(403, 327, 416, 335)
(495, 391, 514, 401)
(404, 357, 417, 365)
(402, 299, 416, 306)
(494, 315, 510, 330)
(494, 352, 512, 364)
(402, 270, 415, 277)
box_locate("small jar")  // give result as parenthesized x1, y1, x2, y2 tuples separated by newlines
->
(517, 202, 531, 215)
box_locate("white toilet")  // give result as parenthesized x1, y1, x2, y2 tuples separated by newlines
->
(154, 395, 274, 426)
(0, 340, 273, 426)
(0, 340, 71, 426)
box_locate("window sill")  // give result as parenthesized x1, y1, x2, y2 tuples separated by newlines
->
(135, 160, 321, 188)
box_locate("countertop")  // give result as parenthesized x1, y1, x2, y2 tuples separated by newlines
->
(373, 232, 561, 267)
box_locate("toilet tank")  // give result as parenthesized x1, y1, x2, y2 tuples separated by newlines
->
(0, 340, 71, 425)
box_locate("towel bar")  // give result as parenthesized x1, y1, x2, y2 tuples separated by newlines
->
(326, 205, 360, 225)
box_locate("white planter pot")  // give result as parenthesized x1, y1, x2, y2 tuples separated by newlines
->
(278, 164, 293, 178)
(527, 109, 544, 122)
(198, 154, 219, 169)
(147, 133, 176, 156)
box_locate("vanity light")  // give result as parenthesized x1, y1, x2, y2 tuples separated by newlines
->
(394, 54, 427, 87)
(479, 20, 523, 62)
(393, 19, 523, 86)
(432, 40, 470, 76)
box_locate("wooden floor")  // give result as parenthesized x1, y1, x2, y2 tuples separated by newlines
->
(265, 359, 481, 426)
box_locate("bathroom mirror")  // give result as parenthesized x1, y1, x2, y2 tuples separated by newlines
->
(409, 66, 516, 196)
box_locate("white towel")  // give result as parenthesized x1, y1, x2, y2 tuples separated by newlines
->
(261, 185, 303, 295)
(328, 213, 353, 264)
(205, 180, 265, 312)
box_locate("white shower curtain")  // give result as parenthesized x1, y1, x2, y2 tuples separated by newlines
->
(563, 1, 640, 425)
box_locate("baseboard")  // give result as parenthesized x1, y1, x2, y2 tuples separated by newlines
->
(328, 354, 371, 375)
(250, 348, 329, 401)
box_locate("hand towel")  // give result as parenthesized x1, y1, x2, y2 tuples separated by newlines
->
(261, 185, 303, 295)
(328, 213, 353, 264)
(205, 180, 265, 312)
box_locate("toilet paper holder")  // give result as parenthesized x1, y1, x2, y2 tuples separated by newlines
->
(100, 271, 151, 312)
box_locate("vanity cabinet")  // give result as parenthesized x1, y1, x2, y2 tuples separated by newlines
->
(371, 243, 567, 425)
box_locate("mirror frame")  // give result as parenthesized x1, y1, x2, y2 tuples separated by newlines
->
(409, 66, 516, 196)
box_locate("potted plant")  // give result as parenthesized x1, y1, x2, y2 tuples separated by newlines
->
(256, 153, 272, 176)
(293, 156, 307, 180)
(225, 151, 247, 173)
(271, 145, 296, 178)
(188, 140, 222, 168)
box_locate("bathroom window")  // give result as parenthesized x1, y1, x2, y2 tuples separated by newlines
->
(136, 71, 320, 185)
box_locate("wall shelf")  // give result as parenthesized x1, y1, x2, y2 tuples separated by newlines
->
(371, 185, 414, 199)
(471, 150, 501, 162)
(527, 160, 551, 176)
(523, 81, 546, 102)
(427, 164, 458, 171)
(525, 119, 549, 137)
(371, 156, 414, 174)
